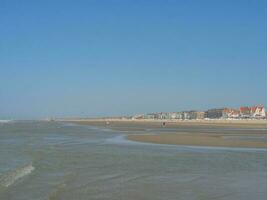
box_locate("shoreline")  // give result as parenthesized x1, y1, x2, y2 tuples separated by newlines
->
(61, 118, 267, 128)
(127, 133, 267, 149)
(65, 119, 267, 148)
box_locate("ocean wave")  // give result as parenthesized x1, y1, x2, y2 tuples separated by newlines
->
(0, 120, 13, 124)
(0, 163, 34, 187)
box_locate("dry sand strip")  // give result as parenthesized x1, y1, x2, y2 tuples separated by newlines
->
(128, 133, 267, 148)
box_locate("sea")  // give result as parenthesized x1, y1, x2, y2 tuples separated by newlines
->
(0, 121, 267, 200)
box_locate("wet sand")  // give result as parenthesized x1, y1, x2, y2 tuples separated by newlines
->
(65, 119, 267, 129)
(128, 133, 267, 148)
(67, 119, 267, 148)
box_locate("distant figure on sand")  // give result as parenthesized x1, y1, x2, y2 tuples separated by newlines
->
(162, 122, 166, 127)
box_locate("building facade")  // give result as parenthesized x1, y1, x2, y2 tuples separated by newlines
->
(206, 108, 224, 119)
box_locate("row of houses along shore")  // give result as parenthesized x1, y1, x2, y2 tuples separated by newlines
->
(133, 105, 266, 120)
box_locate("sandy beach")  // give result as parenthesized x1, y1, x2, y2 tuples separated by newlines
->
(66, 119, 267, 148)
(128, 133, 267, 148)
(65, 118, 267, 128)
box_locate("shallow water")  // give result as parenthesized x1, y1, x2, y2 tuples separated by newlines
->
(0, 121, 267, 200)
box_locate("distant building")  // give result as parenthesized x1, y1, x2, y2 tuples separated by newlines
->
(133, 114, 145, 119)
(168, 112, 176, 119)
(183, 112, 190, 120)
(157, 112, 168, 119)
(138, 113, 156, 119)
(251, 106, 266, 118)
(148, 114, 157, 119)
(181, 111, 198, 120)
(206, 108, 224, 119)
(196, 111, 206, 119)
(223, 108, 240, 118)
(134, 105, 266, 121)
(176, 112, 184, 119)
(169, 112, 183, 119)
(240, 107, 251, 118)
(239, 106, 266, 118)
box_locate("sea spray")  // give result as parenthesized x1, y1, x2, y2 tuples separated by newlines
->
(0, 163, 34, 187)
(0, 120, 12, 124)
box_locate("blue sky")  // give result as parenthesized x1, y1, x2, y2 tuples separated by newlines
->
(0, 0, 267, 119)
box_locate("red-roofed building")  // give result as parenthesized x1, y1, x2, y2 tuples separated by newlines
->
(239, 105, 266, 118)
(251, 105, 266, 118)
(223, 108, 240, 118)
(240, 107, 251, 118)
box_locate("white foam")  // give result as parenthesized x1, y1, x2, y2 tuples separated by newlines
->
(0, 163, 34, 187)
(0, 120, 12, 124)
(104, 135, 144, 145)
(104, 135, 267, 152)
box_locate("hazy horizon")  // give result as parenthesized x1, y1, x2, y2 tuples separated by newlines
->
(1, 1, 267, 119)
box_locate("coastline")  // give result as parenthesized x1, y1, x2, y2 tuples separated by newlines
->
(128, 133, 267, 148)
(63, 119, 267, 148)
(61, 118, 267, 128)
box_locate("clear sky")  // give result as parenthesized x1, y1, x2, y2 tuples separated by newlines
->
(0, 0, 267, 119)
